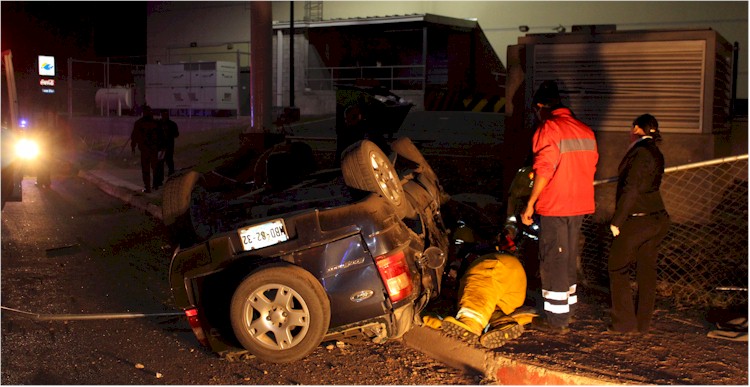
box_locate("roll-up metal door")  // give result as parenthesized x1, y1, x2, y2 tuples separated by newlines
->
(532, 40, 707, 133)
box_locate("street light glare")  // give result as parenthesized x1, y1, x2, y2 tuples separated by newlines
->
(15, 138, 40, 160)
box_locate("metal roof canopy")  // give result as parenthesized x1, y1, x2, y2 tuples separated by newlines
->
(272, 12, 505, 111)
(272, 13, 478, 30)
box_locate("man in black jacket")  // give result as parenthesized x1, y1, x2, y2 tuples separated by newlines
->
(130, 105, 163, 193)
(158, 109, 180, 177)
(608, 113, 670, 334)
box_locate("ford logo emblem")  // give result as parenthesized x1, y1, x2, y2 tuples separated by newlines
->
(349, 290, 374, 302)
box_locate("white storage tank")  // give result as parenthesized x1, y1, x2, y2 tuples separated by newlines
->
(95, 87, 134, 116)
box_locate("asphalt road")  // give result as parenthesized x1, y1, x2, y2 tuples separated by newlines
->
(0, 175, 482, 385)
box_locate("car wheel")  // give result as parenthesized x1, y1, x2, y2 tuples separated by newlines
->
(341, 139, 409, 218)
(162, 171, 219, 247)
(187, 183, 220, 242)
(390, 137, 446, 205)
(230, 264, 331, 363)
(252, 146, 278, 188)
(254, 142, 316, 189)
(162, 171, 201, 226)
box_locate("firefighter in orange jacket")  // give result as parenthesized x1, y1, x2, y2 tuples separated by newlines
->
(521, 80, 598, 333)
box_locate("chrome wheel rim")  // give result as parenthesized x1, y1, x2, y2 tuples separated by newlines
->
(369, 151, 403, 205)
(242, 283, 311, 350)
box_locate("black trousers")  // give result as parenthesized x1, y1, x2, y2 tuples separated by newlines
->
(608, 212, 670, 332)
(36, 154, 52, 187)
(164, 145, 175, 175)
(139, 149, 161, 190)
(538, 215, 584, 328)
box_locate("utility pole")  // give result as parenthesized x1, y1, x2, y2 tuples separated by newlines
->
(249, 1, 272, 134)
(287, 1, 300, 122)
(289, 2, 295, 108)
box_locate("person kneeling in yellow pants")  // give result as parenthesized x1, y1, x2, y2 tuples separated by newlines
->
(423, 252, 536, 348)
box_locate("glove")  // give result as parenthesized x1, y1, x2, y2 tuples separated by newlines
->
(610, 224, 620, 237)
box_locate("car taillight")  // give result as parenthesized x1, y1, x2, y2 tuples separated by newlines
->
(375, 250, 413, 303)
(185, 308, 209, 347)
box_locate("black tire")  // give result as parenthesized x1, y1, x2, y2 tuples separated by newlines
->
(254, 142, 316, 188)
(341, 139, 409, 218)
(162, 171, 218, 247)
(391, 137, 446, 204)
(187, 183, 219, 242)
(230, 265, 331, 363)
(252, 146, 277, 188)
(162, 171, 201, 226)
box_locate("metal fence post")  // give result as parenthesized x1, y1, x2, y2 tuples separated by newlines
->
(67, 57, 73, 117)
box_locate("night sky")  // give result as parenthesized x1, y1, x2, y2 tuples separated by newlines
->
(1, 1, 147, 73)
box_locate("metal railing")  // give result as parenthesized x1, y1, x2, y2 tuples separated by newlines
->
(306, 64, 425, 91)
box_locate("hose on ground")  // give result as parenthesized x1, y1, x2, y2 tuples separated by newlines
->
(1, 305, 184, 321)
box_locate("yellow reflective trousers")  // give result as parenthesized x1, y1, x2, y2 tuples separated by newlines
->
(455, 252, 527, 331)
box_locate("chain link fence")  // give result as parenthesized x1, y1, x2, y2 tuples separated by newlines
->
(68, 58, 145, 117)
(580, 155, 749, 308)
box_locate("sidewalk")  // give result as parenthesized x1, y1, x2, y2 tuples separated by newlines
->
(80, 168, 163, 220)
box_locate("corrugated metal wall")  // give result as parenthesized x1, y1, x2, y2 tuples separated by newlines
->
(522, 29, 734, 134)
(533, 40, 706, 132)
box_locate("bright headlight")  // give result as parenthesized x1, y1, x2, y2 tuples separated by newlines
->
(15, 138, 40, 160)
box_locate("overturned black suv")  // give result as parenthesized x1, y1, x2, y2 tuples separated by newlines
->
(162, 137, 451, 363)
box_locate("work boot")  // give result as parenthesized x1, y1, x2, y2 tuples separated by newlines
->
(479, 321, 525, 349)
(604, 325, 639, 336)
(529, 316, 570, 334)
(441, 316, 482, 344)
(508, 306, 539, 326)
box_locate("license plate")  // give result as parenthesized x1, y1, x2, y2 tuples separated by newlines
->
(238, 219, 289, 251)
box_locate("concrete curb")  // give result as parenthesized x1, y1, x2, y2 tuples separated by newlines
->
(78, 170, 163, 220)
(403, 327, 620, 385)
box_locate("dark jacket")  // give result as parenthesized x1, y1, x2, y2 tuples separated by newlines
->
(131, 115, 163, 152)
(159, 118, 179, 148)
(611, 137, 666, 227)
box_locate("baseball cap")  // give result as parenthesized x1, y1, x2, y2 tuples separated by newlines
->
(533, 80, 561, 106)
